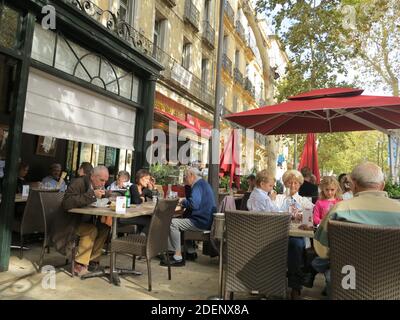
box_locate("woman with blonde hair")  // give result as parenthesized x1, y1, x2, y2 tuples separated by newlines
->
(273, 169, 313, 300)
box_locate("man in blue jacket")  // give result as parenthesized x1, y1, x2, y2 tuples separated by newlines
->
(161, 167, 216, 267)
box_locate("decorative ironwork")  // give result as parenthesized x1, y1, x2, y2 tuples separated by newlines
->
(32, 25, 139, 102)
(233, 67, 243, 86)
(67, 0, 154, 60)
(222, 54, 232, 76)
(244, 77, 255, 99)
(235, 20, 246, 43)
(184, 0, 200, 31)
(201, 20, 215, 49)
(162, 0, 177, 8)
(224, 0, 234, 25)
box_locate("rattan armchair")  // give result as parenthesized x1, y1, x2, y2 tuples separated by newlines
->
(328, 220, 400, 300)
(20, 190, 78, 274)
(110, 199, 179, 291)
(224, 210, 291, 299)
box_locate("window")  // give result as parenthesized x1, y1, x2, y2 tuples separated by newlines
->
(204, 0, 211, 22)
(235, 49, 240, 68)
(201, 58, 209, 87)
(182, 41, 192, 69)
(223, 35, 228, 54)
(233, 96, 238, 113)
(119, 0, 136, 25)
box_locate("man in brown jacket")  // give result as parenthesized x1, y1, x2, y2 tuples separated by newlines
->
(62, 165, 110, 276)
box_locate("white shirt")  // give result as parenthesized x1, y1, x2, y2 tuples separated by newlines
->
(342, 191, 353, 200)
(274, 192, 313, 212)
(247, 188, 280, 212)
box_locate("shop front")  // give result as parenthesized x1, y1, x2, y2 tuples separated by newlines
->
(0, 0, 162, 271)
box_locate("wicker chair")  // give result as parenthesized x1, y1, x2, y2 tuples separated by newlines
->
(328, 220, 400, 300)
(19, 189, 43, 260)
(110, 198, 179, 291)
(224, 210, 291, 299)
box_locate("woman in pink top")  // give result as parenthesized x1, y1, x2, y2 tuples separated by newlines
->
(313, 176, 342, 226)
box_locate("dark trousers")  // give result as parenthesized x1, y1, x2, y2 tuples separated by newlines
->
(287, 237, 305, 290)
(119, 215, 152, 235)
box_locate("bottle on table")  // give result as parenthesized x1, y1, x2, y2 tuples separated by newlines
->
(125, 188, 131, 208)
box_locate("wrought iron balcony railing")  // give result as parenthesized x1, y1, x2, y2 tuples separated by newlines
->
(201, 20, 215, 49)
(162, 0, 177, 8)
(244, 77, 255, 99)
(235, 20, 246, 43)
(153, 45, 215, 108)
(184, 0, 200, 31)
(66, 0, 214, 107)
(222, 54, 232, 76)
(233, 67, 243, 86)
(67, 0, 154, 61)
(224, 0, 235, 25)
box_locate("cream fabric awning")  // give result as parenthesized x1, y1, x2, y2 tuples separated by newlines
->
(23, 68, 136, 150)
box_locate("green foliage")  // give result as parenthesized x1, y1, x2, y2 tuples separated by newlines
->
(219, 176, 230, 190)
(256, 0, 354, 100)
(384, 181, 400, 199)
(286, 131, 389, 176)
(149, 164, 178, 186)
(240, 175, 249, 191)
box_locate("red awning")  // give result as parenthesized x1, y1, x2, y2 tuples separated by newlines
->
(155, 109, 202, 134)
(224, 88, 400, 135)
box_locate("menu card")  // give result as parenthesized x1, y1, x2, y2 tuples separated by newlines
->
(22, 185, 30, 197)
(115, 196, 126, 214)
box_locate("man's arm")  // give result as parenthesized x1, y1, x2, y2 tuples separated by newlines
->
(62, 178, 96, 211)
(182, 184, 201, 211)
(314, 209, 336, 259)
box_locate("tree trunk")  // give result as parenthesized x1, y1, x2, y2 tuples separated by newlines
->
(242, 1, 278, 177)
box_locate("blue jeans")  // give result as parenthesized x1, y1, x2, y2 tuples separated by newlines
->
(287, 237, 305, 290)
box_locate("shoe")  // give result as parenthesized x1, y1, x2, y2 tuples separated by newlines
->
(73, 262, 89, 276)
(185, 252, 198, 261)
(160, 257, 185, 267)
(156, 251, 175, 260)
(88, 261, 100, 272)
(290, 289, 301, 300)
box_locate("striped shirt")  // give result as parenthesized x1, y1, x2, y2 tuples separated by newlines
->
(314, 190, 400, 258)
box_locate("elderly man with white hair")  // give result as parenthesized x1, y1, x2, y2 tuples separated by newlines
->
(61, 165, 111, 276)
(160, 167, 216, 267)
(313, 161, 400, 296)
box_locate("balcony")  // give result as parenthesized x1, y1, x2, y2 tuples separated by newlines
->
(184, 0, 200, 32)
(201, 20, 215, 49)
(66, 0, 154, 62)
(235, 20, 246, 43)
(153, 45, 215, 108)
(244, 77, 255, 99)
(233, 67, 243, 86)
(162, 0, 177, 7)
(224, 0, 235, 26)
(222, 54, 232, 76)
